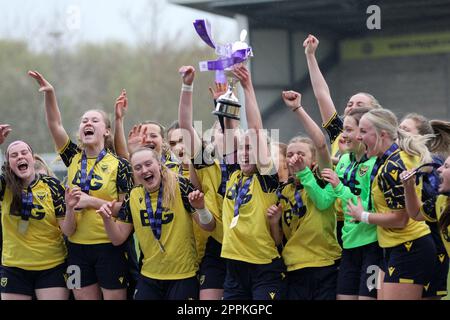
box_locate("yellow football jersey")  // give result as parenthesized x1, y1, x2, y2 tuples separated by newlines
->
(191, 146, 240, 266)
(420, 195, 450, 257)
(118, 176, 198, 280)
(279, 181, 341, 271)
(193, 159, 229, 243)
(371, 148, 430, 248)
(221, 169, 280, 264)
(59, 139, 133, 244)
(0, 175, 67, 270)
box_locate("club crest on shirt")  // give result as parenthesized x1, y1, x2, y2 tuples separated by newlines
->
(100, 164, 109, 173)
(359, 165, 369, 177)
(35, 191, 47, 201)
(0, 278, 7, 287)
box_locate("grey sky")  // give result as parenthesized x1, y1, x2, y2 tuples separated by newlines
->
(0, 0, 238, 50)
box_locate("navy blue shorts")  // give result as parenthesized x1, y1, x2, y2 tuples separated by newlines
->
(337, 242, 383, 298)
(287, 261, 339, 300)
(66, 241, 128, 290)
(0, 263, 67, 296)
(423, 251, 449, 298)
(134, 274, 199, 300)
(383, 234, 436, 286)
(199, 237, 226, 290)
(223, 257, 287, 300)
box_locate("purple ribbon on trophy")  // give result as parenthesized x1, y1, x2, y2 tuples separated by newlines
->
(193, 19, 253, 83)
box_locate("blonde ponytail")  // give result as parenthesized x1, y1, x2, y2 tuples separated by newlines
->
(396, 129, 433, 165)
(160, 164, 177, 208)
(363, 109, 432, 165)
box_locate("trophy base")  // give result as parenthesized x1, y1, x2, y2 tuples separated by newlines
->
(212, 110, 240, 121)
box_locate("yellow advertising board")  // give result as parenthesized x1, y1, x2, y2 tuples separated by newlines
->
(341, 32, 450, 60)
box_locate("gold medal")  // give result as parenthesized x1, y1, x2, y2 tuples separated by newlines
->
(18, 219, 30, 235)
(230, 215, 239, 229)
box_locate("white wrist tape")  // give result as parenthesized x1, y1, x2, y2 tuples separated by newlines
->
(181, 83, 193, 92)
(197, 207, 213, 224)
(361, 211, 371, 224)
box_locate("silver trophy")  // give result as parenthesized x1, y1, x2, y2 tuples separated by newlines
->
(213, 80, 241, 120)
(211, 30, 252, 121)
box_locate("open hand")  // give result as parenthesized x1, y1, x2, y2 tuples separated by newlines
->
(115, 89, 128, 120)
(28, 70, 54, 92)
(209, 82, 228, 100)
(97, 200, 117, 219)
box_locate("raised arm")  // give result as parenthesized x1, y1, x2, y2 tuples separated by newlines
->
(210, 82, 239, 158)
(178, 66, 202, 159)
(0, 124, 12, 145)
(232, 64, 273, 171)
(232, 64, 262, 131)
(303, 35, 337, 123)
(282, 90, 332, 171)
(114, 89, 130, 159)
(28, 71, 69, 150)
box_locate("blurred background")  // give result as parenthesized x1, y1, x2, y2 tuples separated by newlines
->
(2, 0, 450, 173)
(0, 0, 238, 166)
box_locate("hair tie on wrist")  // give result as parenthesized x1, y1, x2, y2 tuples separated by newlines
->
(181, 83, 193, 92)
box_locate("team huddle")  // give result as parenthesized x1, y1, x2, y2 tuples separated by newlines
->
(1, 34, 450, 300)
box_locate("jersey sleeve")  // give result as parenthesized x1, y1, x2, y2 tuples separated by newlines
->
(420, 196, 438, 223)
(58, 139, 81, 168)
(117, 192, 133, 224)
(296, 167, 336, 211)
(256, 173, 279, 193)
(117, 157, 134, 194)
(178, 175, 196, 214)
(51, 180, 66, 218)
(377, 160, 406, 210)
(322, 112, 343, 145)
(42, 176, 66, 218)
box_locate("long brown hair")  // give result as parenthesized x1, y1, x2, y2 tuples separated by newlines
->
(430, 120, 450, 159)
(130, 148, 177, 208)
(1, 141, 34, 214)
(439, 198, 450, 240)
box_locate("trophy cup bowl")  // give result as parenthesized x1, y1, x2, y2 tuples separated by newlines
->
(212, 80, 241, 121)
